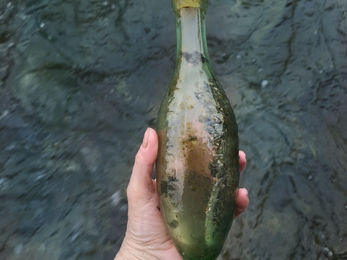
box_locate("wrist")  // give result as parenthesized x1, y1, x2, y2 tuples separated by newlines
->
(115, 236, 158, 260)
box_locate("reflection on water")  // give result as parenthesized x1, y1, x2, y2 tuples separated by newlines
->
(0, 0, 346, 259)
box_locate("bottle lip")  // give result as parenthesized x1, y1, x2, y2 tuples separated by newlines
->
(172, 0, 208, 13)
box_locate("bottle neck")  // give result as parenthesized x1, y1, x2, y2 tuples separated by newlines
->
(176, 8, 210, 64)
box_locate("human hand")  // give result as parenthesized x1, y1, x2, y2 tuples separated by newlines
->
(115, 128, 249, 260)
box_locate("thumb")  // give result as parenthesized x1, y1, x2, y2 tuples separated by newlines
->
(127, 128, 158, 207)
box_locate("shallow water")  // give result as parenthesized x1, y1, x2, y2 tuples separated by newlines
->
(0, 0, 346, 259)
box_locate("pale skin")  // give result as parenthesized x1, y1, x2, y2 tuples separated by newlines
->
(115, 128, 249, 260)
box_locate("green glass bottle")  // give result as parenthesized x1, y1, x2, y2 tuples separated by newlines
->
(156, 1, 239, 259)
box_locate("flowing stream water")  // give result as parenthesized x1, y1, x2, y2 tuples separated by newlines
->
(0, 0, 347, 259)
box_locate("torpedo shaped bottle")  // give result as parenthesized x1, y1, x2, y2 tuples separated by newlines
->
(156, 1, 239, 259)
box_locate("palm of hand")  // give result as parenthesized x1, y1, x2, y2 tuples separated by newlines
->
(125, 179, 183, 259)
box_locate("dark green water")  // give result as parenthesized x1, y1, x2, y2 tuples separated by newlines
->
(0, 0, 346, 259)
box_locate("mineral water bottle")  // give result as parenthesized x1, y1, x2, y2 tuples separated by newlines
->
(156, 1, 239, 259)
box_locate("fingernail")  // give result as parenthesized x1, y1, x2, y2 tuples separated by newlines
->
(240, 188, 248, 197)
(142, 128, 150, 148)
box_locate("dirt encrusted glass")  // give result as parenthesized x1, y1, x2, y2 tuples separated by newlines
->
(156, 1, 240, 259)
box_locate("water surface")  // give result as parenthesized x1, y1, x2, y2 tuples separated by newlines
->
(0, 0, 346, 259)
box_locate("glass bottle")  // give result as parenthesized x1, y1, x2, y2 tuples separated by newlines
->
(156, 0, 239, 259)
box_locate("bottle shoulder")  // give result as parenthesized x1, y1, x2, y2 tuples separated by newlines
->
(159, 74, 236, 125)
(166, 68, 228, 105)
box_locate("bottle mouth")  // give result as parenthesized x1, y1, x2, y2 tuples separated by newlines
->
(172, 0, 208, 13)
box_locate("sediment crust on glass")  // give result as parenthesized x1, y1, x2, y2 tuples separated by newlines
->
(172, 0, 208, 13)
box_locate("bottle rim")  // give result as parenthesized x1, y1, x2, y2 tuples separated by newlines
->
(172, 0, 208, 13)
